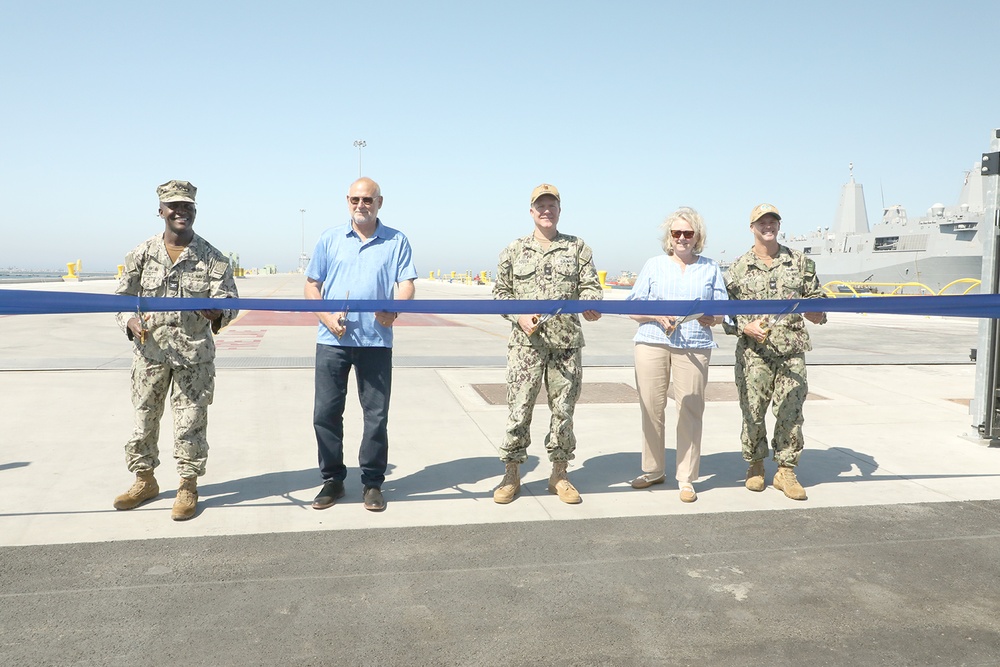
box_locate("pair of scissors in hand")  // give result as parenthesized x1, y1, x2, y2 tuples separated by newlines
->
(529, 307, 563, 335)
(134, 306, 147, 344)
(335, 291, 350, 338)
(761, 302, 799, 341)
(672, 299, 704, 328)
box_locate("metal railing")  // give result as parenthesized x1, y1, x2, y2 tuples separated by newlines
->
(822, 278, 982, 297)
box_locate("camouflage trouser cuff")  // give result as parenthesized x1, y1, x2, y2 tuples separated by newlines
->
(500, 453, 528, 464)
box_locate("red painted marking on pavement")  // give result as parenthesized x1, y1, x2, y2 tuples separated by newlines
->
(394, 313, 461, 327)
(235, 311, 318, 326)
(216, 329, 265, 351)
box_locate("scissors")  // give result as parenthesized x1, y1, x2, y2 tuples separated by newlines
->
(134, 305, 147, 345)
(335, 291, 350, 338)
(529, 307, 563, 335)
(657, 299, 702, 336)
(760, 302, 800, 341)
(673, 299, 704, 326)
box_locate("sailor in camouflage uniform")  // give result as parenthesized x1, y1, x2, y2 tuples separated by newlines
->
(723, 203, 826, 500)
(112, 180, 238, 520)
(492, 184, 603, 504)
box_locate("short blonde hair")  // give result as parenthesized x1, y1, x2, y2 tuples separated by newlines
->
(660, 207, 706, 255)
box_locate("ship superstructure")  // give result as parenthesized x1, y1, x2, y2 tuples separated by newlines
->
(784, 164, 984, 293)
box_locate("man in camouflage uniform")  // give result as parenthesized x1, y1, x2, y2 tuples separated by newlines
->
(113, 180, 238, 520)
(723, 203, 826, 500)
(492, 183, 603, 504)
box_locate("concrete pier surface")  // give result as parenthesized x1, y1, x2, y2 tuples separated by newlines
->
(1, 275, 998, 666)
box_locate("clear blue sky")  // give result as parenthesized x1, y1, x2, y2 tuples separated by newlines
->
(2, 1, 998, 275)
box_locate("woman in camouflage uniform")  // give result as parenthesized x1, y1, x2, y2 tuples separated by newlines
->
(723, 204, 826, 500)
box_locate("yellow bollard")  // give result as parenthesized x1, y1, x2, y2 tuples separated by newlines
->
(116, 265, 124, 279)
(62, 261, 80, 282)
(598, 270, 608, 289)
(428, 271, 436, 280)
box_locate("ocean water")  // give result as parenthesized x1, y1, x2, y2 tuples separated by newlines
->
(0, 271, 115, 283)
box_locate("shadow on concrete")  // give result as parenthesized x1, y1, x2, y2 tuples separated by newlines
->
(198, 468, 322, 508)
(170, 447, 998, 509)
(385, 456, 541, 500)
(569, 445, 938, 493)
(0, 461, 31, 472)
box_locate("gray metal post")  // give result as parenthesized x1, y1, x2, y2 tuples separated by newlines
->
(972, 129, 1000, 441)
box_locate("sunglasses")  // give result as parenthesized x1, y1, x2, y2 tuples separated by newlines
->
(670, 230, 695, 239)
(349, 196, 376, 205)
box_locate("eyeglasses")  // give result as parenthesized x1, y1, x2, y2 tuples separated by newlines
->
(670, 230, 695, 239)
(349, 196, 376, 206)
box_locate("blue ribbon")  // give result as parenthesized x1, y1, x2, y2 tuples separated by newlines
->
(0, 289, 997, 318)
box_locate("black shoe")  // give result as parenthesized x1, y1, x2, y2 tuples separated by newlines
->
(312, 480, 345, 510)
(363, 486, 385, 512)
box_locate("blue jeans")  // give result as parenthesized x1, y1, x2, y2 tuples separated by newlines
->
(313, 344, 392, 488)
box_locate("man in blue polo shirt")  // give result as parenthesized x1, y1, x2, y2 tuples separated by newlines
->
(304, 177, 417, 512)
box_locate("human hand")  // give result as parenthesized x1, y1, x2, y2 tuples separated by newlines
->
(518, 314, 538, 335)
(198, 309, 223, 321)
(697, 315, 722, 327)
(375, 311, 399, 328)
(743, 318, 769, 343)
(656, 316, 677, 334)
(127, 315, 148, 343)
(323, 311, 347, 338)
(582, 309, 602, 322)
(804, 312, 825, 324)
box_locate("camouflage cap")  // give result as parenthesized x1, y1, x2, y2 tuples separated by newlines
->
(156, 180, 197, 204)
(530, 183, 560, 205)
(750, 203, 781, 223)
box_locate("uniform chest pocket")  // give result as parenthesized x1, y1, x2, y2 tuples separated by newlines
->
(139, 266, 166, 292)
(513, 261, 537, 280)
(181, 271, 210, 296)
(746, 271, 770, 295)
(775, 270, 803, 297)
(552, 258, 577, 281)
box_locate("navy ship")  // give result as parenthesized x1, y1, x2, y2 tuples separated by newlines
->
(783, 164, 984, 294)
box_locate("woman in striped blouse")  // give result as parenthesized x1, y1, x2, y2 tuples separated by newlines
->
(626, 207, 727, 502)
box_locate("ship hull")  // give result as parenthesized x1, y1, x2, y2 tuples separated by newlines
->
(807, 253, 982, 294)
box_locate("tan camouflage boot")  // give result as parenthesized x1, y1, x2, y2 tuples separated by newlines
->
(113, 470, 159, 510)
(171, 477, 199, 521)
(493, 462, 520, 504)
(548, 460, 581, 504)
(773, 465, 807, 500)
(745, 460, 766, 492)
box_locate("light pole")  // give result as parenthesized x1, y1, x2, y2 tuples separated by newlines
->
(353, 140, 366, 177)
(298, 208, 308, 272)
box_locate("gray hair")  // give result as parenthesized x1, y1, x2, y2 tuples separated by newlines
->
(660, 206, 706, 255)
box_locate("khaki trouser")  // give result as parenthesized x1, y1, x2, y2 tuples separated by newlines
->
(633, 343, 711, 484)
